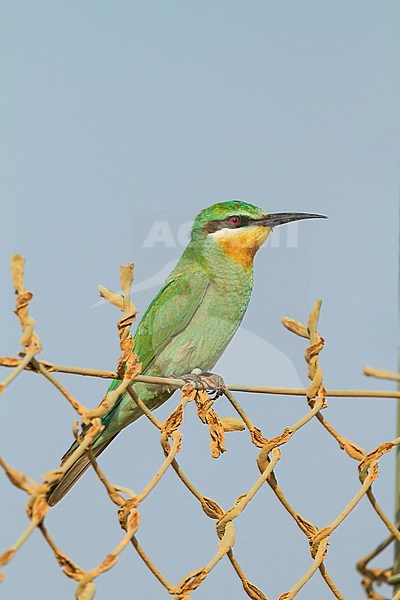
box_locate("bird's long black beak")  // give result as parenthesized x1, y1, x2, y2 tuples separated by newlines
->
(257, 212, 327, 227)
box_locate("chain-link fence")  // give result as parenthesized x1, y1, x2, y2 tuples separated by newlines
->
(0, 254, 399, 599)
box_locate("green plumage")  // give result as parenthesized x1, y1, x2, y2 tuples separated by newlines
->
(93, 220, 255, 444)
(47, 200, 270, 504)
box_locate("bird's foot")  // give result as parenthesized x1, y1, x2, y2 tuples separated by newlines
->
(173, 369, 226, 398)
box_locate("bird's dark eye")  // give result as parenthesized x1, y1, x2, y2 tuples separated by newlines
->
(228, 215, 241, 227)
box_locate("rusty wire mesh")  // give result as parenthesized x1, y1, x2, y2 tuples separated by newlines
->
(0, 253, 399, 599)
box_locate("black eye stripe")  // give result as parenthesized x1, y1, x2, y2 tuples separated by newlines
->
(204, 216, 251, 233)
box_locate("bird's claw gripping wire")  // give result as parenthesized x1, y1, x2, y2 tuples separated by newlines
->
(172, 368, 226, 398)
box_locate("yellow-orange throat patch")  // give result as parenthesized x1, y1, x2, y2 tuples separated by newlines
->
(212, 226, 270, 268)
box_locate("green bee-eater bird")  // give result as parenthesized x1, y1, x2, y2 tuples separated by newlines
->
(48, 200, 325, 505)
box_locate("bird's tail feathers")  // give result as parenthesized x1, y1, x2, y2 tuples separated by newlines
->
(47, 434, 118, 506)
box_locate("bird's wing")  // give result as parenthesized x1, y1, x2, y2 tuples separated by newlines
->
(134, 269, 210, 373)
(47, 270, 210, 506)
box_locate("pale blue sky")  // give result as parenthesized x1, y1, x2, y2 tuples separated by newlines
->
(1, 2, 399, 599)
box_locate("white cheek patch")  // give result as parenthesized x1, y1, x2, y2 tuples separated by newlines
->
(209, 227, 248, 240)
(209, 225, 270, 242)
